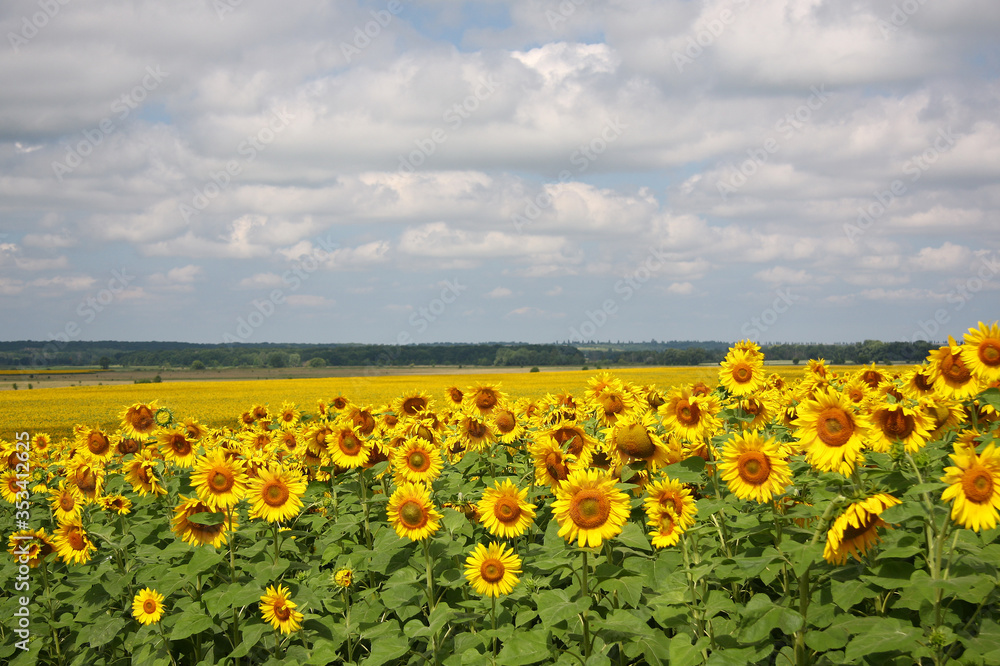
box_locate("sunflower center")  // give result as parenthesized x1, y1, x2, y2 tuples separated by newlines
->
(481, 559, 506, 583)
(59, 494, 76, 511)
(941, 354, 972, 383)
(75, 468, 97, 493)
(264, 481, 290, 507)
(467, 420, 488, 439)
(273, 601, 291, 621)
(340, 433, 362, 455)
(544, 452, 569, 482)
(554, 428, 584, 456)
(980, 340, 1000, 366)
(88, 433, 110, 455)
(676, 400, 701, 427)
(399, 500, 428, 529)
(407, 451, 429, 472)
(494, 497, 521, 524)
(914, 372, 934, 392)
(210, 469, 234, 492)
(143, 599, 158, 614)
(475, 391, 499, 411)
(569, 490, 610, 529)
(616, 423, 655, 459)
(67, 529, 85, 550)
(130, 406, 155, 432)
(353, 412, 376, 436)
(495, 411, 516, 433)
(861, 370, 883, 389)
(448, 388, 464, 403)
(732, 364, 753, 384)
(170, 436, 192, 457)
(136, 466, 151, 484)
(602, 394, 625, 415)
(962, 466, 994, 504)
(816, 408, 853, 447)
(879, 409, 913, 440)
(737, 451, 772, 485)
(402, 397, 427, 415)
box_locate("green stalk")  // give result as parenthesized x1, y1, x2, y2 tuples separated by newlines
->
(580, 550, 592, 659)
(794, 499, 843, 666)
(157, 622, 179, 666)
(358, 466, 373, 550)
(39, 560, 65, 666)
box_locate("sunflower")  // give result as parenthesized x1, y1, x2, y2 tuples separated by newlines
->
(53, 519, 96, 565)
(823, 494, 900, 565)
(182, 418, 209, 440)
(718, 432, 793, 503)
(116, 436, 143, 457)
(444, 386, 465, 407)
(551, 468, 631, 549)
(124, 449, 167, 497)
(392, 437, 444, 485)
(247, 465, 308, 523)
(333, 568, 354, 589)
(171, 496, 233, 548)
(65, 458, 103, 502)
(158, 428, 198, 468)
(393, 391, 434, 417)
(328, 423, 371, 469)
(452, 413, 495, 454)
(642, 476, 698, 529)
(386, 482, 442, 541)
(585, 377, 641, 427)
(121, 402, 158, 438)
(719, 347, 765, 397)
(959, 321, 1000, 382)
(867, 401, 933, 454)
(941, 442, 1000, 532)
(276, 402, 301, 428)
(794, 388, 870, 476)
(734, 393, 777, 430)
(0, 471, 25, 505)
(98, 494, 133, 515)
(132, 588, 166, 625)
(601, 412, 671, 472)
(658, 386, 722, 443)
(477, 479, 536, 538)
(928, 336, 982, 401)
(76, 427, 114, 463)
(260, 583, 304, 634)
(529, 439, 576, 490)
(490, 401, 526, 444)
(464, 542, 522, 597)
(7, 528, 55, 568)
(538, 420, 597, 467)
(345, 405, 377, 437)
(190, 449, 249, 510)
(646, 506, 685, 548)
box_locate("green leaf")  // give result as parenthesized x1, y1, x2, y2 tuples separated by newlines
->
(615, 521, 652, 552)
(228, 620, 271, 659)
(89, 616, 128, 648)
(805, 627, 849, 652)
(831, 579, 878, 611)
(668, 633, 703, 666)
(362, 634, 409, 666)
(185, 510, 225, 525)
(495, 629, 551, 665)
(168, 608, 215, 641)
(535, 589, 591, 628)
(186, 547, 225, 577)
(664, 456, 705, 484)
(843, 621, 922, 663)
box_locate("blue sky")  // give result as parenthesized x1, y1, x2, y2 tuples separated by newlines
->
(1, 0, 999, 346)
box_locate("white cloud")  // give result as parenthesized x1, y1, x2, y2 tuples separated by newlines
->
(486, 287, 512, 298)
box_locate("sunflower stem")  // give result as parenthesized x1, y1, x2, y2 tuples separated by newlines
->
(679, 532, 705, 639)
(343, 587, 354, 663)
(39, 559, 66, 666)
(423, 539, 441, 664)
(580, 550, 592, 658)
(358, 466, 373, 550)
(271, 521, 281, 566)
(157, 622, 179, 666)
(490, 595, 498, 661)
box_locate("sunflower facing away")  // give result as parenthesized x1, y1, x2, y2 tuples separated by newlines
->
(132, 588, 166, 625)
(794, 388, 871, 476)
(260, 583, 304, 634)
(53, 519, 96, 565)
(551, 468, 631, 549)
(823, 494, 900, 565)
(247, 465, 308, 523)
(464, 542, 522, 597)
(387, 482, 443, 541)
(941, 442, 1000, 532)
(190, 449, 249, 510)
(718, 431, 793, 504)
(477, 479, 536, 538)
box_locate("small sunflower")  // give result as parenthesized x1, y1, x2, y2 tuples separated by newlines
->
(467, 384, 507, 416)
(65, 459, 103, 502)
(444, 386, 464, 407)
(158, 428, 198, 468)
(941, 442, 1000, 532)
(190, 449, 249, 510)
(718, 431, 793, 504)
(823, 494, 900, 565)
(49, 481, 83, 522)
(171, 496, 233, 548)
(719, 347, 766, 397)
(529, 439, 576, 490)
(642, 476, 698, 529)
(646, 506, 685, 548)
(247, 465, 308, 523)
(98, 494, 133, 515)
(386, 482, 443, 541)
(477, 479, 536, 538)
(276, 402, 302, 428)
(452, 413, 495, 454)
(121, 402, 158, 438)
(392, 437, 444, 485)
(132, 588, 166, 625)
(464, 542, 522, 597)
(7, 528, 55, 568)
(260, 583, 304, 634)
(124, 449, 167, 497)
(53, 519, 96, 565)
(551, 468, 631, 549)
(333, 568, 354, 589)
(794, 388, 870, 476)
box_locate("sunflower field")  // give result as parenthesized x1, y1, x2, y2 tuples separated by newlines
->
(3, 322, 1000, 665)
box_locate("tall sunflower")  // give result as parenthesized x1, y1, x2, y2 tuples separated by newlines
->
(158, 428, 198, 468)
(867, 401, 933, 454)
(392, 437, 444, 485)
(477, 479, 536, 538)
(658, 386, 722, 443)
(794, 388, 870, 476)
(719, 347, 766, 397)
(551, 468, 631, 549)
(121, 402, 158, 439)
(247, 465, 308, 523)
(718, 432, 793, 503)
(464, 542, 522, 597)
(961, 321, 1000, 383)
(53, 519, 96, 565)
(132, 588, 166, 625)
(927, 336, 982, 401)
(171, 496, 233, 548)
(823, 494, 900, 565)
(386, 482, 442, 541)
(941, 442, 1000, 532)
(260, 583, 304, 634)
(642, 476, 698, 529)
(190, 449, 249, 510)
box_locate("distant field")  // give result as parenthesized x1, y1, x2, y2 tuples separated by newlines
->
(0, 364, 884, 441)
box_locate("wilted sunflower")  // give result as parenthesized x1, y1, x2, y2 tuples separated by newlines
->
(642, 476, 698, 530)
(960, 321, 1000, 383)
(941, 442, 1000, 532)
(477, 479, 536, 538)
(658, 386, 722, 443)
(551, 468, 631, 549)
(53, 519, 96, 565)
(718, 432, 793, 504)
(719, 347, 765, 397)
(602, 412, 671, 472)
(260, 583, 303, 634)
(171, 496, 233, 548)
(190, 449, 249, 510)
(392, 437, 443, 485)
(867, 401, 933, 454)
(247, 465, 307, 523)
(927, 336, 982, 401)
(131, 588, 166, 625)
(121, 402, 158, 439)
(158, 428, 197, 468)
(124, 449, 167, 497)
(464, 542, 522, 597)
(823, 494, 900, 565)
(794, 388, 870, 476)
(386, 482, 442, 541)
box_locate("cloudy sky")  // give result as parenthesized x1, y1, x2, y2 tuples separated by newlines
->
(2, 0, 998, 347)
